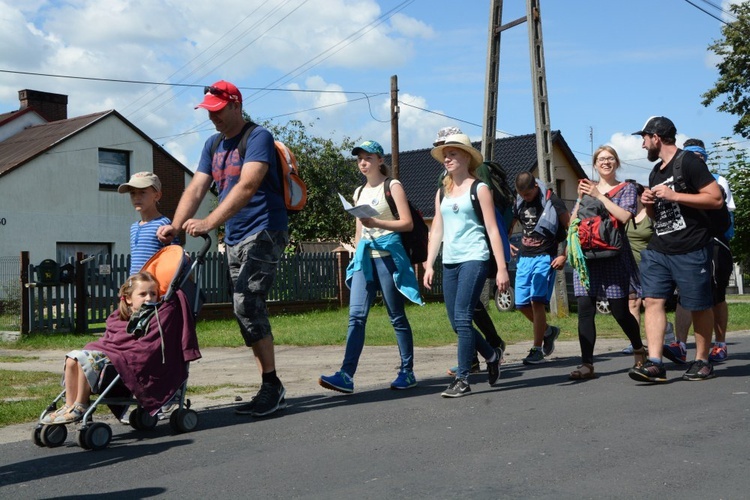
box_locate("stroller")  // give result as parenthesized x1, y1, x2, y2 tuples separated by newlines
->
(32, 235, 211, 451)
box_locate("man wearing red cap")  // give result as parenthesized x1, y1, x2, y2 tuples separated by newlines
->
(158, 80, 289, 417)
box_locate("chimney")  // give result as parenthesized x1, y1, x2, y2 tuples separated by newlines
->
(18, 89, 68, 122)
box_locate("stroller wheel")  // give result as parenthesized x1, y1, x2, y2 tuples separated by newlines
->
(131, 407, 158, 430)
(170, 409, 198, 433)
(76, 428, 91, 450)
(40, 424, 67, 448)
(84, 423, 112, 451)
(31, 426, 44, 447)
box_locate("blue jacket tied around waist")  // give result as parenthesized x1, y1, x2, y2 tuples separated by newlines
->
(346, 232, 424, 306)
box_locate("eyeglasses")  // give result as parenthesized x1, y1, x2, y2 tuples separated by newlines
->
(204, 86, 239, 102)
(596, 156, 617, 163)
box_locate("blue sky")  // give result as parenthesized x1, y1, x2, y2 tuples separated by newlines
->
(0, 0, 744, 185)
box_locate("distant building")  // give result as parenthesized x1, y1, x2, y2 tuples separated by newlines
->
(0, 89, 217, 262)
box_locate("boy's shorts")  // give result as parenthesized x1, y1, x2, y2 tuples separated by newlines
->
(640, 244, 713, 312)
(712, 240, 733, 305)
(514, 254, 556, 307)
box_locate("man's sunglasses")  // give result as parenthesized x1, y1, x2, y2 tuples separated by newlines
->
(204, 86, 239, 102)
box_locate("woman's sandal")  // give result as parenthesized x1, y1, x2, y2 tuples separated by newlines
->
(41, 404, 71, 424)
(633, 347, 647, 368)
(568, 363, 595, 380)
(52, 403, 88, 424)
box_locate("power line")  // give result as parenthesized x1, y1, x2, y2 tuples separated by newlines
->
(0, 69, 381, 96)
(682, 0, 730, 24)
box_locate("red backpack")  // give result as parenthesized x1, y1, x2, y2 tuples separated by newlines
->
(576, 183, 628, 259)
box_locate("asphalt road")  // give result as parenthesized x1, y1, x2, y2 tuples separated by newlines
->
(1, 333, 749, 499)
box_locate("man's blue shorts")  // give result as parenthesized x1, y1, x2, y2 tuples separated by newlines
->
(640, 244, 713, 311)
(514, 254, 556, 307)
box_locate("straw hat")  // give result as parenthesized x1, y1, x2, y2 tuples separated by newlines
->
(430, 133, 483, 168)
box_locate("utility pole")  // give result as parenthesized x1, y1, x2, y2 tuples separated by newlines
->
(390, 75, 400, 179)
(482, 0, 527, 161)
(526, 0, 568, 316)
(527, 0, 554, 188)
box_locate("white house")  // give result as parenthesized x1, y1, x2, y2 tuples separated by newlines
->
(0, 89, 217, 265)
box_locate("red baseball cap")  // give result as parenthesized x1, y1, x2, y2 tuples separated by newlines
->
(195, 80, 242, 111)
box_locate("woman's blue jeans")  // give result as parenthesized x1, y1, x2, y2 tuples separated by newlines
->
(443, 260, 494, 380)
(342, 255, 414, 376)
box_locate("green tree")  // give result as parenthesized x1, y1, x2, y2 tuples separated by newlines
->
(702, 2, 750, 138)
(262, 119, 361, 249)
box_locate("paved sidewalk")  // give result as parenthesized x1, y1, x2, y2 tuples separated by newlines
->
(3, 332, 748, 444)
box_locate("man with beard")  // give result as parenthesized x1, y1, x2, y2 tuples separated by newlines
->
(629, 117, 724, 383)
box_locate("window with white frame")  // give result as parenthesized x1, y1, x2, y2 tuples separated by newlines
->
(98, 149, 129, 189)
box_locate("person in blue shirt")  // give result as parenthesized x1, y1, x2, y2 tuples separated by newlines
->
(118, 172, 171, 275)
(158, 80, 289, 417)
(423, 133, 509, 398)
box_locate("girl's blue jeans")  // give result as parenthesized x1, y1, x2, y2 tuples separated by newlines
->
(443, 260, 494, 380)
(342, 255, 414, 376)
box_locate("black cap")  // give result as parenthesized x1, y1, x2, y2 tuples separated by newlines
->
(632, 116, 676, 138)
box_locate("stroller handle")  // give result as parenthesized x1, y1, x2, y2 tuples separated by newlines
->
(196, 234, 212, 263)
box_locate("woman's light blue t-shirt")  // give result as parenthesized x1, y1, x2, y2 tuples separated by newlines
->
(440, 186, 489, 264)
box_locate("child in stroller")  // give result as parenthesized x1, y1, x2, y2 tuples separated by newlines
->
(34, 240, 207, 450)
(42, 271, 161, 424)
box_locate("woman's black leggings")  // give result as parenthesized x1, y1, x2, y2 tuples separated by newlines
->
(577, 296, 642, 365)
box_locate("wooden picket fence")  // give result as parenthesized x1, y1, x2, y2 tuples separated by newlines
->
(20, 249, 440, 334)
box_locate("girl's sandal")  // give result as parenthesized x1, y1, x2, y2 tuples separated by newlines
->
(568, 363, 595, 380)
(41, 404, 71, 424)
(52, 403, 88, 424)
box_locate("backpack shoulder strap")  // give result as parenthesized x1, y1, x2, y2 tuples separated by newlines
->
(209, 121, 257, 160)
(383, 177, 400, 220)
(470, 179, 485, 226)
(671, 150, 687, 192)
(605, 182, 627, 199)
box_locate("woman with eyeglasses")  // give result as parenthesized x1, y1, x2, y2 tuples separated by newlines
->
(568, 146, 644, 380)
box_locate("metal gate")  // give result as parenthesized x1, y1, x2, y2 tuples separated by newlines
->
(0, 256, 22, 333)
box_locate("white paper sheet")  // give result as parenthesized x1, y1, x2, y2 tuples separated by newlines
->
(338, 193, 378, 218)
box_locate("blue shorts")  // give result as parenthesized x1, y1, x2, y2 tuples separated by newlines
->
(640, 244, 713, 311)
(515, 254, 556, 307)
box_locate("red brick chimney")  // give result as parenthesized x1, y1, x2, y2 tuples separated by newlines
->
(18, 89, 68, 122)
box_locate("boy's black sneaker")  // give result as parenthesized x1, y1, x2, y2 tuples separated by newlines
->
(487, 348, 502, 386)
(628, 360, 667, 383)
(682, 360, 716, 381)
(542, 325, 561, 357)
(441, 378, 471, 398)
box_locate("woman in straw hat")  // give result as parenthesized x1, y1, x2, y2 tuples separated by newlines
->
(423, 134, 510, 398)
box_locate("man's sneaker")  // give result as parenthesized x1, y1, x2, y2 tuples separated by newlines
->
(236, 383, 287, 417)
(441, 378, 471, 398)
(542, 325, 561, 357)
(663, 341, 687, 364)
(682, 360, 716, 381)
(708, 343, 728, 362)
(523, 347, 546, 365)
(487, 348, 502, 386)
(319, 371, 354, 394)
(390, 370, 417, 390)
(628, 360, 667, 383)
(622, 344, 635, 355)
(446, 358, 481, 377)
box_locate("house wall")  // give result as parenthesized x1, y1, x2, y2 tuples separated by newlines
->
(0, 115, 215, 262)
(551, 147, 582, 205)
